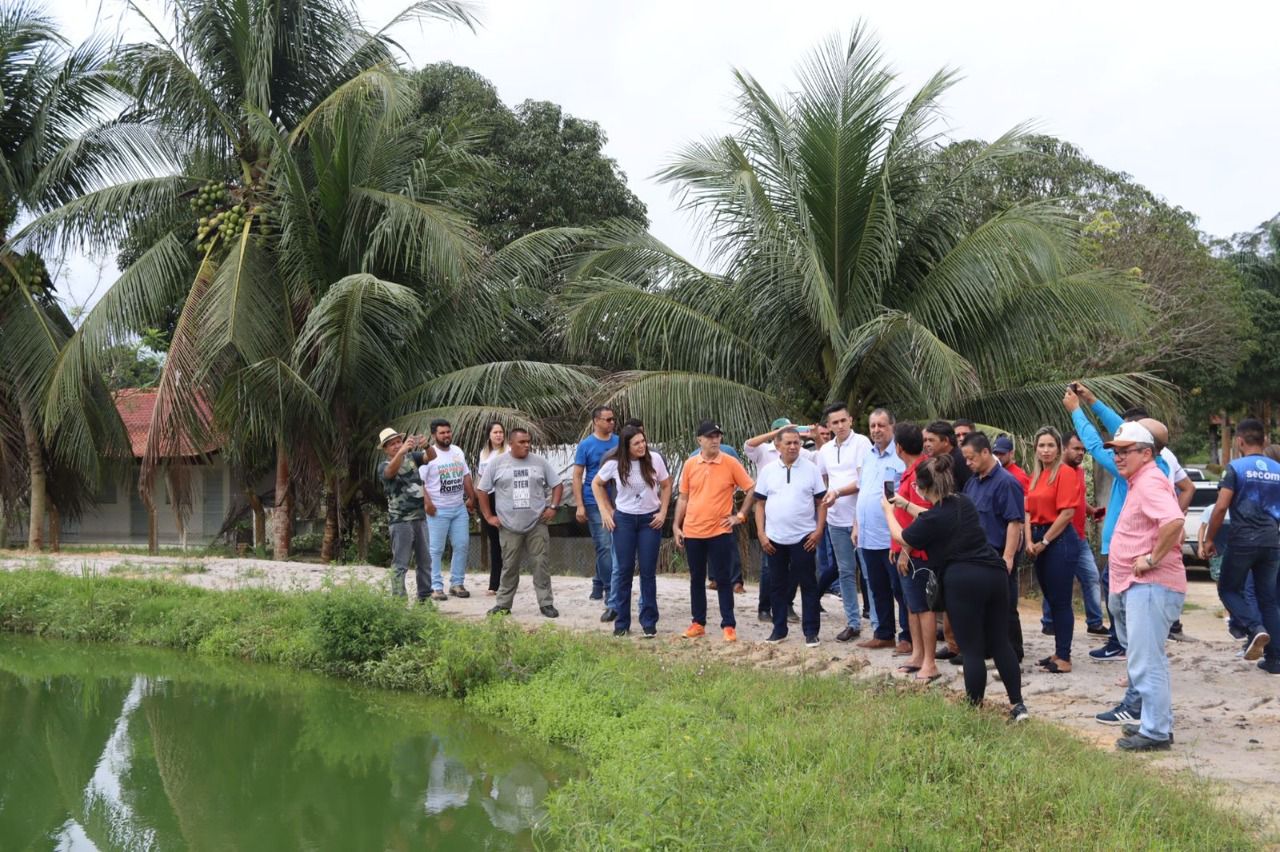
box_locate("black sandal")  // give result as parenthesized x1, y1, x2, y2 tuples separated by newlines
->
(1042, 658, 1072, 673)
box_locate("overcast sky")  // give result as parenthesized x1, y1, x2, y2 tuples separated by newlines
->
(52, 0, 1280, 310)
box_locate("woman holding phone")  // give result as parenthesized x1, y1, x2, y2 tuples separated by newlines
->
(883, 453, 1027, 718)
(476, 422, 508, 596)
(1025, 425, 1080, 673)
(593, 425, 672, 637)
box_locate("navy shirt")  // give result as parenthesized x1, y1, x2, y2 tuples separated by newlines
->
(963, 463, 1026, 555)
(901, 494, 1006, 572)
(1222, 454, 1280, 548)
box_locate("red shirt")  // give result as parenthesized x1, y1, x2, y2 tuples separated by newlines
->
(1025, 464, 1079, 526)
(890, 456, 931, 560)
(1005, 462, 1031, 492)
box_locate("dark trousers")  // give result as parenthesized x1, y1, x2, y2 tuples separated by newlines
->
(611, 511, 660, 631)
(1219, 545, 1280, 663)
(770, 541, 820, 639)
(945, 562, 1023, 707)
(687, 534, 737, 628)
(759, 551, 799, 615)
(861, 548, 904, 641)
(1033, 525, 1078, 661)
(1007, 562, 1024, 662)
(479, 510, 503, 592)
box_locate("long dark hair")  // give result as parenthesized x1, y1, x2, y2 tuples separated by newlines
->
(615, 425, 657, 489)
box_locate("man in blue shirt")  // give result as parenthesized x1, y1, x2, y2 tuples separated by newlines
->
(852, 408, 907, 650)
(574, 407, 620, 617)
(1203, 418, 1280, 674)
(961, 432, 1027, 661)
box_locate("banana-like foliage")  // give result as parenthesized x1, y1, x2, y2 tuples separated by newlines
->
(549, 26, 1168, 444)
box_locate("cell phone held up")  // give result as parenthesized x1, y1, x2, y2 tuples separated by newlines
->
(883, 481, 896, 500)
(1069, 382, 1082, 395)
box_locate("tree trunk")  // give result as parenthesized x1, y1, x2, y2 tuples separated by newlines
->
(272, 444, 291, 559)
(48, 504, 60, 553)
(1221, 411, 1232, 466)
(358, 505, 371, 563)
(320, 475, 339, 563)
(147, 502, 158, 555)
(246, 489, 266, 550)
(19, 399, 46, 551)
(168, 468, 187, 550)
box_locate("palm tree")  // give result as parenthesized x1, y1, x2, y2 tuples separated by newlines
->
(548, 27, 1163, 444)
(0, 2, 141, 548)
(15, 0, 480, 555)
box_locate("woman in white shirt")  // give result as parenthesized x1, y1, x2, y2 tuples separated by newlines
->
(592, 425, 672, 637)
(476, 422, 508, 596)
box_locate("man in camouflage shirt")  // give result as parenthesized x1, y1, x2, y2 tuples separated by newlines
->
(377, 427, 436, 599)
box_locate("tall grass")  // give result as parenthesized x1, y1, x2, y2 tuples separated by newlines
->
(0, 569, 1260, 849)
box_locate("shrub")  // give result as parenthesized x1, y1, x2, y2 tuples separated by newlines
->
(309, 583, 425, 665)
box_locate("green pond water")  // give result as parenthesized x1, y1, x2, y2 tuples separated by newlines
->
(0, 636, 576, 851)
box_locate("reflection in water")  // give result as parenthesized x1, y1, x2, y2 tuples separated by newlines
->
(0, 637, 572, 850)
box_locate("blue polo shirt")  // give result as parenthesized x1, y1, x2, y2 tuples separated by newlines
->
(1222, 454, 1280, 548)
(963, 462, 1025, 555)
(574, 434, 619, 506)
(854, 441, 905, 550)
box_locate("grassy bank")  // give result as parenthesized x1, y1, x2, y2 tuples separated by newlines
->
(0, 569, 1259, 849)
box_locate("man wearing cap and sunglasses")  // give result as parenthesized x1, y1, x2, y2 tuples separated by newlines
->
(377, 428, 437, 600)
(674, 420, 756, 642)
(1100, 420, 1187, 751)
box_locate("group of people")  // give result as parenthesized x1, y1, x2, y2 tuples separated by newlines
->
(375, 387, 1280, 751)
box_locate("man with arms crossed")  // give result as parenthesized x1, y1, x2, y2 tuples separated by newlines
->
(818, 403, 872, 642)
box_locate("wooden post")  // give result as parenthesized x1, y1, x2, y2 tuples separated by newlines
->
(1221, 412, 1232, 466)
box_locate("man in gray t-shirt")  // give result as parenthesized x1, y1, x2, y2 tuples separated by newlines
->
(477, 428, 564, 617)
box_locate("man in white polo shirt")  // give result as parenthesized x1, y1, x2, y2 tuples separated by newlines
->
(744, 417, 816, 622)
(817, 402, 873, 642)
(754, 428, 828, 646)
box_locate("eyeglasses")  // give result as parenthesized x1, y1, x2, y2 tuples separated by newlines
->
(1112, 447, 1148, 459)
(600, 417, 615, 423)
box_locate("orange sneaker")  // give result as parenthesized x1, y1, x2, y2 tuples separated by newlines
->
(723, 626, 738, 643)
(682, 623, 706, 639)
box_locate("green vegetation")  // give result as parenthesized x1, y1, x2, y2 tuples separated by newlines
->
(0, 569, 1259, 849)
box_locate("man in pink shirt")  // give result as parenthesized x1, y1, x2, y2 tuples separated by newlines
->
(1102, 421, 1187, 751)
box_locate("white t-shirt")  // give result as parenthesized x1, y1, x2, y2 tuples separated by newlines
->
(419, 445, 471, 508)
(476, 446, 507, 490)
(1160, 447, 1189, 484)
(754, 457, 827, 545)
(816, 431, 872, 528)
(594, 452, 670, 515)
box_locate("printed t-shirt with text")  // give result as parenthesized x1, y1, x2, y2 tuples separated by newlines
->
(478, 453, 560, 534)
(419, 445, 470, 509)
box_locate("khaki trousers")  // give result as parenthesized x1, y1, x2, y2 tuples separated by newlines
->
(496, 524, 554, 610)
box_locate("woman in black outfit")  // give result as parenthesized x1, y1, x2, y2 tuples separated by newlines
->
(476, 422, 508, 595)
(882, 452, 1028, 721)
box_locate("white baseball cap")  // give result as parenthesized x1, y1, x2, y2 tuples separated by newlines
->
(377, 427, 405, 447)
(1103, 421, 1155, 449)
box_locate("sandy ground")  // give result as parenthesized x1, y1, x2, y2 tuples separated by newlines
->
(4, 552, 1278, 835)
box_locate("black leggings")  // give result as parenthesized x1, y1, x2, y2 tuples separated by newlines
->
(479, 510, 503, 591)
(944, 561, 1023, 706)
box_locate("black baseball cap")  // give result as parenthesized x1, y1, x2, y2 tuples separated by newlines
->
(696, 420, 723, 437)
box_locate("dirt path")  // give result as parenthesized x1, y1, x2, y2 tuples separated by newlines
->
(4, 552, 1277, 835)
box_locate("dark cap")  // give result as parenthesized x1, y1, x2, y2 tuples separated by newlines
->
(992, 435, 1014, 454)
(696, 420, 723, 438)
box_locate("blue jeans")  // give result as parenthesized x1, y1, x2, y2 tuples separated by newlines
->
(584, 503, 616, 602)
(686, 534, 736, 628)
(1033, 525, 1078, 661)
(1218, 545, 1280, 663)
(426, 505, 469, 591)
(861, 548, 906, 641)
(828, 525, 861, 630)
(816, 527, 839, 594)
(1043, 537, 1104, 630)
(610, 511, 660, 632)
(1111, 582, 1185, 741)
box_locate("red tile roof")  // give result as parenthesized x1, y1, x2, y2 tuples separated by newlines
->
(114, 389, 221, 459)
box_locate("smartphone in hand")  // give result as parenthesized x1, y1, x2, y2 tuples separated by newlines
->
(883, 481, 896, 500)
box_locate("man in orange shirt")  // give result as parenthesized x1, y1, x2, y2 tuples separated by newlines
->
(674, 420, 756, 642)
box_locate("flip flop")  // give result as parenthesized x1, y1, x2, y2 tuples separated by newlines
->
(913, 673, 942, 683)
(896, 665, 921, 674)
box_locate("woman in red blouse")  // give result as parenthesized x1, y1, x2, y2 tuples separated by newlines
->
(1024, 426, 1080, 672)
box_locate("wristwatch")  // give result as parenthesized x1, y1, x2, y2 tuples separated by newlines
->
(549, 504, 560, 511)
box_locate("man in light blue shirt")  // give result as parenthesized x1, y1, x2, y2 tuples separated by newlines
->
(852, 408, 907, 649)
